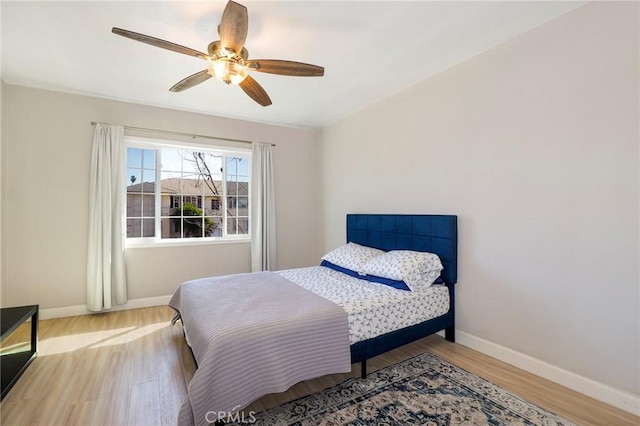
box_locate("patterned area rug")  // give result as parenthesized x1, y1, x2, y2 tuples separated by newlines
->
(246, 352, 575, 425)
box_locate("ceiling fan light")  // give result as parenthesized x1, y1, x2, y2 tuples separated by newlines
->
(208, 59, 247, 85)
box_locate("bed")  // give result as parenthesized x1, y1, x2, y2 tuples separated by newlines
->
(344, 214, 458, 376)
(170, 213, 457, 425)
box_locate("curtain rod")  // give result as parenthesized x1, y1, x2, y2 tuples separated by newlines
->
(90, 121, 275, 147)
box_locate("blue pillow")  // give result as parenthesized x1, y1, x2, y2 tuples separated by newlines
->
(321, 260, 411, 291)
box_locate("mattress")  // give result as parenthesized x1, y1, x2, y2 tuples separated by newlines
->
(277, 266, 450, 344)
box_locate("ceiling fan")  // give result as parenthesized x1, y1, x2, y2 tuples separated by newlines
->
(112, 0, 324, 107)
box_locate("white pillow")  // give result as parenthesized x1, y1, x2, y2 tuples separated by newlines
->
(321, 242, 384, 273)
(360, 250, 443, 290)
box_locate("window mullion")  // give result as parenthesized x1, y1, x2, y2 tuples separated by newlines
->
(155, 149, 161, 239)
(200, 180, 205, 237)
(179, 149, 184, 239)
(222, 154, 228, 238)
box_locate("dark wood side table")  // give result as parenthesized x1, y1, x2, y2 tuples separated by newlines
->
(1, 305, 38, 400)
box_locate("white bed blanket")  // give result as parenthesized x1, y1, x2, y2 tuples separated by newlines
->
(169, 271, 351, 426)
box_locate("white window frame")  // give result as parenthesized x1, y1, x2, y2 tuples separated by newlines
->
(124, 136, 251, 248)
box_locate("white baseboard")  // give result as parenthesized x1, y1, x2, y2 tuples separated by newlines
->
(454, 330, 640, 416)
(39, 295, 172, 320)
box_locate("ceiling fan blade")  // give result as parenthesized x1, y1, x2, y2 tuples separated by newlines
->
(239, 76, 272, 106)
(112, 27, 208, 59)
(169, 70, 212, 92)
(246, 60, 324, 77)
(218, 1, 248, 55)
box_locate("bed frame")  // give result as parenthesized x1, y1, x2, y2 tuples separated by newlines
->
(346, 214, 458, 378)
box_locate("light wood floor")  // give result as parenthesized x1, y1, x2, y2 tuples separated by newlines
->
(0, 306, 636, 425)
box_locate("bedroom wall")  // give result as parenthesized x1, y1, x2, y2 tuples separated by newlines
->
(2, 85, 319, 310)
(320, 1, 639, 402)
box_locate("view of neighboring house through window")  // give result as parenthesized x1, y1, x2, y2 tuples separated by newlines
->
(126, 138, 250, 242)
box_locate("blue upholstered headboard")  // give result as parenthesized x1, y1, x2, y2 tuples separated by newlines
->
(346, 214, 458, 285)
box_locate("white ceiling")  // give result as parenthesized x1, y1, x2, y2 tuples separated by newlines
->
(1, 1, 585, 128)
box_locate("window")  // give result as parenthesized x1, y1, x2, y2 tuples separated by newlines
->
(126, 138, 250, 243)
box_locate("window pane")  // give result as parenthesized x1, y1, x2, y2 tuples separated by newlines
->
(206, 217, 223, 237)
(127, 194, 142, 217)
(142, 169, 156, 186)
(182, 151, 203, 176)
(226, 156, 238, 176)
(161, 148, 183, 172)
(128, 169, 142, 187)
(227, 218, 237, 235)
(225, 217, 249, 235)
(170, 200, 181, 216)
(161, 218, 180, 238)
(183, 217, 203, 238)
(142, 219, 155, 237)
(228, 197, 237, 216)
(195, 153, 223, 197)
(161, 173, 181, 217)
(208, 196, 222, 216)
(236, 157, 249, 179)
(237, 218, 249, 235)
(204, 154, 223, 178)
(127, 218, 141, 238)
(143, 149, 156, 169)
(127, 148, 142, 168)
(227, 181, 238, 196)
(238, 197, 248, 213)
(142, 194, 155, 216)
(238, 182, 248, 195)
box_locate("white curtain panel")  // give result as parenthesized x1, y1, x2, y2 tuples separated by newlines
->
(86, 123, 127, 312)
(251, 142, 277, 272)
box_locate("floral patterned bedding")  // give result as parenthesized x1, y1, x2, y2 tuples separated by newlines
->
(277, 266, 450, 344)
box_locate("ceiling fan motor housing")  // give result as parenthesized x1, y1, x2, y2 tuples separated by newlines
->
(207, 40, 248, 60)
(206, 40, 249, 84)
